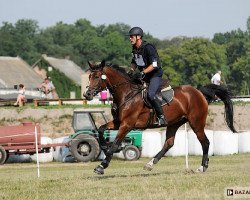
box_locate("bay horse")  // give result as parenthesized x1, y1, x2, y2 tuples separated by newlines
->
(84, 60, 237, 175)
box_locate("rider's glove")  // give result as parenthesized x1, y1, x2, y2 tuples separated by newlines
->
(127, 70, 134, 78)
(140, 71, 145, 79)
(133, 71, 145, 80)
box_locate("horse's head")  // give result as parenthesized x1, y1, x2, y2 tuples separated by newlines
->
(84, 60, 108, 100)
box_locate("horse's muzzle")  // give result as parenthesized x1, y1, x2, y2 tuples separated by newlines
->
(83, 90, 94, 100)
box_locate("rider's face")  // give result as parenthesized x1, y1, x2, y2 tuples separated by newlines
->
(129, 35, 137, 45)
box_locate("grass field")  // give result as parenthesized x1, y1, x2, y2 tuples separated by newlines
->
(0, 154, 249, 200)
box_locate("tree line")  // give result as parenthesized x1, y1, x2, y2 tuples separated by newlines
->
(0, 18, 249, 95)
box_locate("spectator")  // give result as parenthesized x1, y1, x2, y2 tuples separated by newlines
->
(211, 71, 223, 85)
(14, 84, 26, 106)
(39, 77, 58, 99)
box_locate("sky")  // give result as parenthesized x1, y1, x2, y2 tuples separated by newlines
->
(0, 0, 249, 39)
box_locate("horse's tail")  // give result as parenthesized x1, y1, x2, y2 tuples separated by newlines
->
(199, 84, 237, 133)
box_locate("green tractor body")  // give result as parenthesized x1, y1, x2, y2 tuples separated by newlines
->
(69, 109, 142, 162)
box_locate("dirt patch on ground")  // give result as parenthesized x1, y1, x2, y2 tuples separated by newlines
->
(0, 105, 249, 138)
(206, 104, 250, 132)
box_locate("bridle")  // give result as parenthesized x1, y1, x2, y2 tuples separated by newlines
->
(87, 66, 146, 108)
(87, 67, 132, 96)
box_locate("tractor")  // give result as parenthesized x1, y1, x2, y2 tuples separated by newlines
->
(69, 109, 142, 162)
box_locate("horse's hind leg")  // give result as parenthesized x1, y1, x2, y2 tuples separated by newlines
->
(144, 121, 186, 171)
(189, 121, 210, 172)
(196, 131, 210, 172)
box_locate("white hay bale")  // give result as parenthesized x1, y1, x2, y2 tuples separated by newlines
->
(113, 151, 125, 159)
(188, 129, 214, 156)
(6, 154, 31, 163)
(238, 131, 250, 153)
(40, 136, 52, 145)
(87, 97, 102, 105)
(52, 136, 75, 162)
(141, 130, 162, 157)
(165, 130, 187, 156)
(213, 131, 238, 155)
(30, 136, 53, 162)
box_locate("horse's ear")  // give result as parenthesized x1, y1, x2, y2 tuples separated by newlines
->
(88, 61, 93, 68)
(100, 60, 105, 68)
(88, 61, 97, 71)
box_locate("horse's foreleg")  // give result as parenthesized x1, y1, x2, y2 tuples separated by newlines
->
(98, 120, 120, 152)
(94, 154, 113, 175)
(94, 123, 131, 175)
(98, 124, 108, 150)
(94, 137, 123, 175)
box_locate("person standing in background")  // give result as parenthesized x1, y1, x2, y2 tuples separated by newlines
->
(211, 71, 223, 85)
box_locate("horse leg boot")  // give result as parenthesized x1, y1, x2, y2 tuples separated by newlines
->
(98, 124, 108, 152)
(94, 154, 113, 175)
(150, 97, 168, 126)
(94, 138, 121, 175)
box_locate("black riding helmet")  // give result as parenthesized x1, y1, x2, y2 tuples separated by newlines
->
(128, 27, 143, 37)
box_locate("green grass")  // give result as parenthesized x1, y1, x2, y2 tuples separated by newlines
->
(0, 154, 249, 200)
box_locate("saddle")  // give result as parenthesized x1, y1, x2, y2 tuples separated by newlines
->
(142, 79, 174, 108)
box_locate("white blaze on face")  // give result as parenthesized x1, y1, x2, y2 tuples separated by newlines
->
(101, 75, 107, 80)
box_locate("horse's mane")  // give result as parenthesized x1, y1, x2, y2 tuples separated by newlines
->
(106, 63, 131, 79)
(93, 61, 141, 84)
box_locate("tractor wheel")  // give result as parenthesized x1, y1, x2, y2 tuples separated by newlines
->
(123, 145, 140, 161)
(70, 134, 100, 162)
(0, 146, 7, 164)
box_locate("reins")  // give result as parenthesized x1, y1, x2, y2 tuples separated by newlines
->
(117, 85, 145, 109)
(105, 78, 146, 109)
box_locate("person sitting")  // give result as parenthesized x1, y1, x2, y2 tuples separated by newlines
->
(14, 84, 26, 106)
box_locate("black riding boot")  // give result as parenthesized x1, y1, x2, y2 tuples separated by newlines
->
(150, 98, 168, 126)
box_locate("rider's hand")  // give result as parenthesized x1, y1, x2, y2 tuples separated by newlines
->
(127, 70, 134, 78)
(133, 71, 145, 80)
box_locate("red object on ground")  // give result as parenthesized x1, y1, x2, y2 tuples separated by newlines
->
(0, 123, 41, 145)
(0, 123, 68, 164)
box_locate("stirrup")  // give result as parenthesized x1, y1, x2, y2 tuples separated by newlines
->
(157, 115, 168, 126)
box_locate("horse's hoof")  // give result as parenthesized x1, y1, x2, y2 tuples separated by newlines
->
(143, 163, 153, 171)
(94, 165, 104, 175)
(196, 166, 207, 173)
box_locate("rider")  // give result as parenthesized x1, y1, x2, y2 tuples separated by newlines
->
(128, 27, 168, 126)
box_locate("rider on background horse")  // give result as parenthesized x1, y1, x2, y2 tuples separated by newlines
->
(128, 27, 167, 126)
